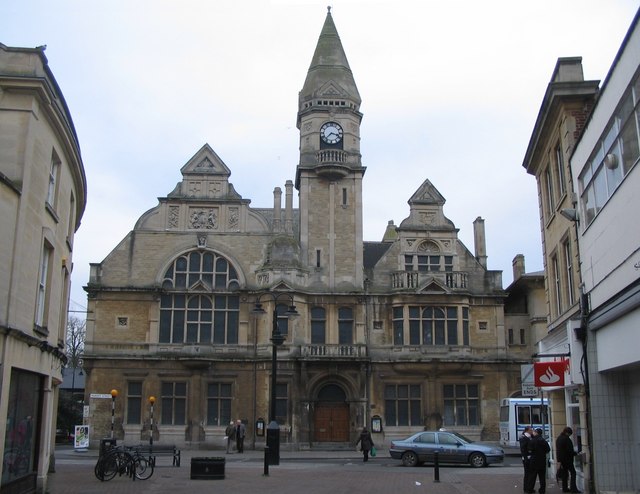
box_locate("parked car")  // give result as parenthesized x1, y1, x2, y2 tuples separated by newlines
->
(389, 430, 504, 468)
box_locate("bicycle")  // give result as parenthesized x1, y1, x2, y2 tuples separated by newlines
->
(94, 445, 154, 481)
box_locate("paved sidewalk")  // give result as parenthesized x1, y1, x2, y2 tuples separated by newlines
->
(46, 446, 548, 494)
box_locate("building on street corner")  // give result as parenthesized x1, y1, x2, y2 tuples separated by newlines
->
(82, 9, 532, 453)
(0, 44, 87, 494)
(523, 7, 640, 493)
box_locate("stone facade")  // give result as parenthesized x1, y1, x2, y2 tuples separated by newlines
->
(0, 43, 87, 493)
(522, 56, 600, 492)
(83, 10, 529, 451)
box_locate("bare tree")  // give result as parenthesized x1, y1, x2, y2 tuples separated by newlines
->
(66, 316, 86, 369)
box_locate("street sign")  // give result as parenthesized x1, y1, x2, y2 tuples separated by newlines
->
(90, 393, 112, 399)
(521, 364, 539, 396)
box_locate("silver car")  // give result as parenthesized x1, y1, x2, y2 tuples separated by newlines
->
(389, 430, 504, 468)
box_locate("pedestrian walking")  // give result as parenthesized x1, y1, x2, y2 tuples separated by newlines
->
(525, 428, 550, 494)
(556, 427, 581, 493)
(355, 426, 374, 462)
(225, 421, 236, 453)
(235, 419, 246, 453)
(519, 425, 534, 492)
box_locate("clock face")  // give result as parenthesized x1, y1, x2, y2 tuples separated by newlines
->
(320, 122, 343, 144)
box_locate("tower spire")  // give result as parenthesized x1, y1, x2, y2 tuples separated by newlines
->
(298, 8, 361, 113)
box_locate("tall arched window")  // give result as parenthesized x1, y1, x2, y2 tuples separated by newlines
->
(159, 250, 240, 344)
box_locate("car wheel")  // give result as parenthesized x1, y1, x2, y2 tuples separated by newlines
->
(401, 451, 418, 467)
(469, 452, 487, 468)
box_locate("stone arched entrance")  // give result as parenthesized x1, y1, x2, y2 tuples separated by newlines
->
(313, 383, 349, 442)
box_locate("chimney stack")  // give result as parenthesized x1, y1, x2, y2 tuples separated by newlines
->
(273, 187, 282, 232)
(473, 217, 487, 268)
(512, 254, 526, 281)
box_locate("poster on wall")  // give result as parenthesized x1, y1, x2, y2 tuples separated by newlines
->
(74, 425, 89, 449)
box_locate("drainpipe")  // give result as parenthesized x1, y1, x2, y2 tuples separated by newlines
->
(575, 290, 594, 494)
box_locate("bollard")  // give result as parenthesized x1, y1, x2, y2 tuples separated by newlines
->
(434, 451, 440, 483)
(263, 446, 269, 476)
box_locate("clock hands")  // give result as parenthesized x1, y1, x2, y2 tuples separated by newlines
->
(321, 122, 343, 143)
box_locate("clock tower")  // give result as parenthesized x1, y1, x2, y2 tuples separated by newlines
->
(296, 8, 365, 289)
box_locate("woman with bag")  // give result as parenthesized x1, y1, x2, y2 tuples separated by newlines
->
(355, 426, 375, 462)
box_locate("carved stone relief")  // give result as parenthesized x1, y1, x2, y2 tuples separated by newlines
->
(417, 240, 440, 253)
(228, 207, 239, 230)
(419, 211, 436, 224)
(195, 157, 215, 171)
(188, 181, 201, 197)
(168, 206, 179, 229)
(189, 208, 218, 230)
(209, 181, 222, 196)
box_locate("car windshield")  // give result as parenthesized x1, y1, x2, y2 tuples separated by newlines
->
(449, 432, 473, 443)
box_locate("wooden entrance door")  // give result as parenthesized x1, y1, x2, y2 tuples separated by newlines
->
(314, 404, 349, 442)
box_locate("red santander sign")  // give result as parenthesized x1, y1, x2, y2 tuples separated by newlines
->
(534, 361, 567, 387)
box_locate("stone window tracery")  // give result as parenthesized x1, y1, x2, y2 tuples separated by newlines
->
(159, 250, 240, 344)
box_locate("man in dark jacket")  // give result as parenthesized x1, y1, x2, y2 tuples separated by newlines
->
(235, 419, 246, 453)
(556, 427, 581, 493)
(525, 428, 550, 494)
(519, 426, 534, 492)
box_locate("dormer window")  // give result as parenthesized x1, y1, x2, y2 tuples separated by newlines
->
(404, 240, 454, 272)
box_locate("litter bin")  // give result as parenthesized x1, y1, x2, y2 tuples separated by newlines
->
(266, 420, 280, 465)
(99, 438, 117, 457)
(190, 457, 225, 480)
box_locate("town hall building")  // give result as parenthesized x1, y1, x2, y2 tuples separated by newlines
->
(82, 9, 532, 450)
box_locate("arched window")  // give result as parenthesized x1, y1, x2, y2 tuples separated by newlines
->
(406, 306, 459, 346)
(159, 250, 239, 344)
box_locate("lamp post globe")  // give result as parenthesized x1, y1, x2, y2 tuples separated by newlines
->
(149, 396, 156, 449)
(110, 389, 118, 439)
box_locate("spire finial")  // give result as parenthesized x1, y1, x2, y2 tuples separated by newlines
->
(327, 5, 331, 14)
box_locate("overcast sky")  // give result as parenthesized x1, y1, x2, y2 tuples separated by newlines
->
(2, 0, 638, 314)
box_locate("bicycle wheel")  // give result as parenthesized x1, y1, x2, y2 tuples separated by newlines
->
(133, 455, 154, 480)
(96, 452, 119, 481)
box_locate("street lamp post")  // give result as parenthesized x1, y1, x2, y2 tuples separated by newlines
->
(149, 396, 156, 452)
(253, 293, 298, 466)
(110, 389, 118, 440)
